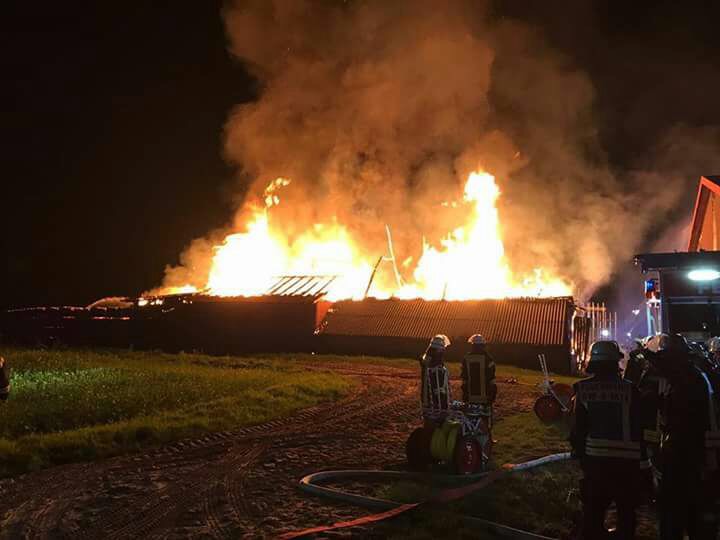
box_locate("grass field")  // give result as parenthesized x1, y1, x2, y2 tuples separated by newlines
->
(0, 348, 352, 478)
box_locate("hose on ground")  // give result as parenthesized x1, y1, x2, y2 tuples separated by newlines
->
(279, 452, 571, 539)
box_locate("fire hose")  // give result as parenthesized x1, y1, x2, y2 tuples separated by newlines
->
(279, 452, 571, 539)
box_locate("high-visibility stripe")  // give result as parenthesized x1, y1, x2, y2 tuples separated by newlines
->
(423, 366, 450, 411)
(585, 435, 642, 459)
(586, 448, 641, 459)
(586, 438, 640, 450)
(644, 429, 660, 443)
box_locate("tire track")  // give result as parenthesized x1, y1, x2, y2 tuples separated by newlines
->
(0, 362, 427, 539)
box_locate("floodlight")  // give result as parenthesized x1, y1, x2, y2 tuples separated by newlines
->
(688, 269, 720, 281)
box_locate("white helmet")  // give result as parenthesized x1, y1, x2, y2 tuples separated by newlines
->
(645, 333, 688, 353)
(429, 334, 451, 350)
(708, 337, 720, 354)
(468, 334, 486, 345)
(644, 335, 663, 353)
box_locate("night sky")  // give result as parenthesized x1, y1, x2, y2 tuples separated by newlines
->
(4, 1, 720, 309)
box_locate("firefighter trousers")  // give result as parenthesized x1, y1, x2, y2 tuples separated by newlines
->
(658, 467, 719, 540)
(580, 459, 643, 540)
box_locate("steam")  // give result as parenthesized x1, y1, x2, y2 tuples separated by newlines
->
(160, 0, 709, 299)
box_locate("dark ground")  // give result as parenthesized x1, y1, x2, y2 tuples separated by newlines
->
(0, 360, 542, 539)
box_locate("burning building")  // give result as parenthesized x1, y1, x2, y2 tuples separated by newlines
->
(1, 170, 599, 374)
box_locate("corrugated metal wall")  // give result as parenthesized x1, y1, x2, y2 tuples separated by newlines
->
(318, 297, 572, 346)
(316, 297, 576, 374)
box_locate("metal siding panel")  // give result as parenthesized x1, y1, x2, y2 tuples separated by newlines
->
(319, 297, 573, 347)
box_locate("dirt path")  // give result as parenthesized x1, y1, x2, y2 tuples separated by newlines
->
(0, 362, 537, 539)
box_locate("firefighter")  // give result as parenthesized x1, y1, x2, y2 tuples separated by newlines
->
(0, 356, 10, 401)
(706, 336, 720, 370)
(570, 340, 650, 539)
(419, 335, 451, 411)
(647, 334, 720, 539)
(625, 336, 670, 494)
(461, 334, 497, 406)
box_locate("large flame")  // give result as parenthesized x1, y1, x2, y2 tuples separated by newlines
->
(163, 170, 571, 300)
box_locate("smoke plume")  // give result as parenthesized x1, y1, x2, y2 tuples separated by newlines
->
(160, 0, 709, 299)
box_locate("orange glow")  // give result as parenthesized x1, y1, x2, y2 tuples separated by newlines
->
(164, 170, 572, 300)
(396, 171, 570, 299)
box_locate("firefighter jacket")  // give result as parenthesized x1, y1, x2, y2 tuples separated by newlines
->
(461, 350, 496, 404)
(637, 368, 670, 449)
(570, 373, 647, 464)
(420, 350, 450, 411)
(659, 361, 718, 472)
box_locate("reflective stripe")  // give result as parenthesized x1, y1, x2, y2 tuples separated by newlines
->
(586, 447, 641, 459)
(586, 438, 640, 450)
(644, 429, 660, 443)
(586, 437, 641, 459)
(423, 366, 450, 411)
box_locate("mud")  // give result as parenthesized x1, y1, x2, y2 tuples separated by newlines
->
(0, 362, 538, 539)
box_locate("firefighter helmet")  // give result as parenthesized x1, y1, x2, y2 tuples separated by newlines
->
(644, 334, 663, 353)
(653, 333, 690, 353)
(587, 340, 623, 373)
(467, 334, 486, 345)
(429, 334, 450, 350)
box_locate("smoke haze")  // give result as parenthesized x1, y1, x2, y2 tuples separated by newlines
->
(160, 0, 720, 299)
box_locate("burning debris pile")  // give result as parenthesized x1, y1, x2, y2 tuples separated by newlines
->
(156, 170, 572, 302)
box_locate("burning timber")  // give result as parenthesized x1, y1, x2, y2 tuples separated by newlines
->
(0, 289, 613, 374)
